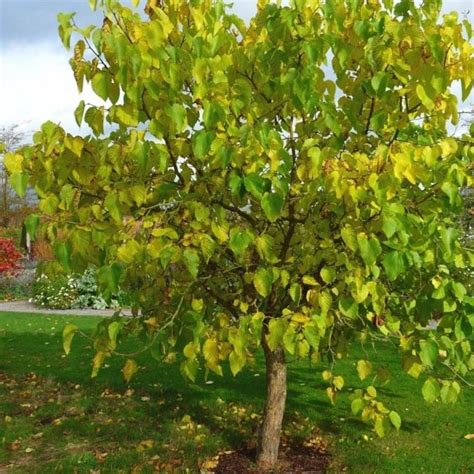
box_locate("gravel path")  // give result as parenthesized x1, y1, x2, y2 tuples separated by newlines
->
(0, 300, 131, 317)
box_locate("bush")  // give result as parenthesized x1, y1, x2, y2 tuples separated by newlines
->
(0, 237, 22, 275)
(32, 273, 78, 309)
(32, 265, 123, 310)
(72, 267, 109, 310)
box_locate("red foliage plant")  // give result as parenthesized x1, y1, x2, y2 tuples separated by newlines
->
(0, 238, 23, 275)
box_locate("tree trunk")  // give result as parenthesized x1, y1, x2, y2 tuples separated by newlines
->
(256, 336, 287, 470)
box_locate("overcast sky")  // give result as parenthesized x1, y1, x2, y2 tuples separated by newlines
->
(0, 0, 472, 138)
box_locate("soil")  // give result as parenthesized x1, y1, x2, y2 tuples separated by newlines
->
(214, 444, 329, 473)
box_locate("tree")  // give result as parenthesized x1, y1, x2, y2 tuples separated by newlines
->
(0, 124, 33, 227)
(6, 0, 473, 468)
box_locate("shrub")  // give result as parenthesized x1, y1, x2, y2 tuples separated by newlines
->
(72, 267, 109, 310)
(32, 265, 123, 310)
(32, 273, 78, 309)
(0, 237, 22, 275)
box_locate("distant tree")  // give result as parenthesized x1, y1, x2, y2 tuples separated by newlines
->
(6, 0, 474, 469)
(0, 125, 31, 227)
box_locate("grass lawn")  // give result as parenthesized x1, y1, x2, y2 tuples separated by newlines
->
(1, 311, 473, 473)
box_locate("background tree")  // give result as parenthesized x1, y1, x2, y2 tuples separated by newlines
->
(0, 124, 34, 227)
(6, 0, 473, 469)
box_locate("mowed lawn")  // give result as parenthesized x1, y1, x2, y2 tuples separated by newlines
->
(0, 312, 473, 473)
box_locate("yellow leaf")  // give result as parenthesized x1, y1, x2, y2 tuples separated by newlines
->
(302, 275, 318, 286)
(122, 359, 138, 383)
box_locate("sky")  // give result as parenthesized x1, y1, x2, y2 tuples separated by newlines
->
(0, 0, 472, 139)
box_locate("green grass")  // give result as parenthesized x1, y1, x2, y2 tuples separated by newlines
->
(0, 312, 473, 473)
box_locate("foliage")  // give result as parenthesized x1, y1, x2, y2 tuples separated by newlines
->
(1, 312, 474, 472)
(6, 0, 474, 456)
(32, 273, 79, 310)
(0, 278, 31, 302)
(32, 264, 123, 310)
(73, 267, 110, 309)
(0, 125, 35, 227)
(0, 237, 23, 275)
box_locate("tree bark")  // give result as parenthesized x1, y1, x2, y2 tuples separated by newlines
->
(256, 336, 287, 470)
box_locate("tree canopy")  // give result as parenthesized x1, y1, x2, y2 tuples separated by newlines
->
(5, 0, 473, 468)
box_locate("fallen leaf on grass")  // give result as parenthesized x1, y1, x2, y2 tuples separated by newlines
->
(137, 439, 154, 452)
(9, 441, 21, 451)
(201, 455, 221, 471)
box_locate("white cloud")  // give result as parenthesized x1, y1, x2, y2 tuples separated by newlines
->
(0, 41, 100, 137)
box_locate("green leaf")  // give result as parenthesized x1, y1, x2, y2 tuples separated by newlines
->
(320, 266, 336, 284)
(282, 325, 296, 354)
(416, 84, 435, 110)
(267, 318, 286, 351)
(203, 101, 224, 128)
(341, 226, 357, 252)
(84, 106, 104, 135)
(422, 377, 440, 403)
(54, 242, 71, 272)
(63, 324, 78, 355)
(183, 248, 200, 279)
(389, 411, 401, 430)
(24, 214, 40, 240)
(91, 71, 109, 101)
(261, 192, 284, 222)
(229, 227, 254, 257)
(357, 233, 381, 266)
(167, 104, 187, 133)
(9, 172, 28, 198)
(108, 321, 121, 346)
(440, 382, 460, 404)
(338, 296, 358, 318)
(441, 181, 458, 206)
(97, 263, 122, 295)
(255, 234, 277, 263)
(254, 267, 273, 298)
(243, 174, 270, 199)
(419, 339, 438, 368)
(203, 339, 222, 375)
(439, 227, 458, 258)
(354, 20, 371, 39)
(357, 359, 372, 381)
(371, 72, 388, 97)
(193, 131, 214, 160)
(382, 251, 405, 280)
(181, 358, 198, 382)
(289, 282, 302, 304)
(89, 0, 98, 11)
(74, 100, 86, 127)
(351, 397, 364, 415)
(382, 216, 398, 239)
(229, 350, 245, 376)
(303, 326, 319, 350)
(104, 193, 122, 223)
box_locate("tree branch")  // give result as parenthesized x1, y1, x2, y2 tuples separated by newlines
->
(211, 200, 257, 226)
(164, 137, 185, 187)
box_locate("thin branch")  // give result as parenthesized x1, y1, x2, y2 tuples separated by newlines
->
(365, 97, 375, 135)
(164, 137, 185, 187)
(211, 200, 257, 226)
(203, 285, 239, 320)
